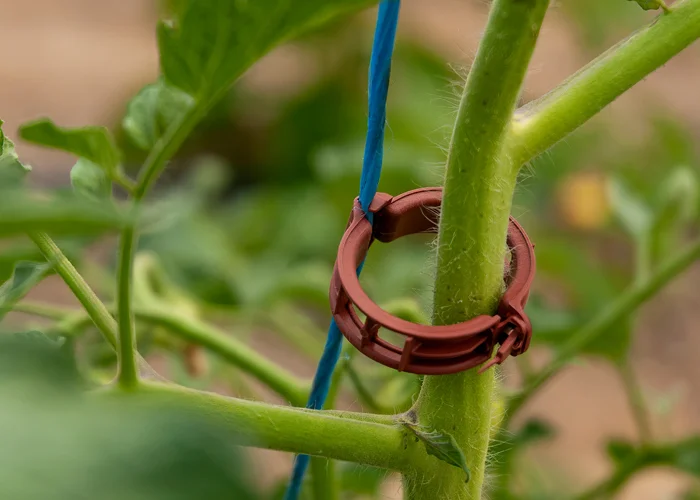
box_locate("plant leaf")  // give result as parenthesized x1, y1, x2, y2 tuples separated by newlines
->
(70, 158, 112, 201)
(19, 118, 120, 177)
(0, 261, 50, 320)
(0, 119, 31, 185)
(123, 79, 195, 150)
(606, 439, 637, 465)
(399, 417, 471, 483)
(650, 166, 700, 264)
(607, 177, 652, 239)
(533, 240, 632, 364)
(672, 436, 700, 477)
(627, 0, 667, 11)
(0, 193, 127, 237)
(515, 419, 555, 447)
(157, 0, 379, 103)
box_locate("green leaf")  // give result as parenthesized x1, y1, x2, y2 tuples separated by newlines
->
(650, 166, 700, 264)
(123, 79, 194, 150)
(399, 417, 471, 483)
(157, 0, 379, 103)
(0, 340, 257, 500)
(70, 158, 112, 201)
(0, 193, 127, 237)
(534, 239, 632, 364)
(681, 487, 700, 500)
(19, 118, 120, 176)
(0, 261, 50, 320)
(672, 436, 700, 477)
(0, 119, 31, 185)
(627, 0, 668, 11)
(607, 177, 652, 239)
(606, 439, 637, 465)
(526, 296, 578, 340)
(515, 419, 555, 447)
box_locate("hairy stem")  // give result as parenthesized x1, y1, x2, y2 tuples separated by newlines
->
(122, 382, 436, 473)
(116, 224, 139, 388)
(409, 1, 549, 499)
(509, 0, 700, 165)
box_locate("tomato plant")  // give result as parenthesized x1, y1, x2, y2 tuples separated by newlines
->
(1, 0, 700, 499)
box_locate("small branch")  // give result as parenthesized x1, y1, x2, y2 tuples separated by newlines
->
(29, 233, 118, 348)
(18, 300, 310, 406)
(134, 307, 309, 406)
(508, 238, 700, 418)
(134, 104, 203, 198)
(620, 360, 653, 444)
(27, 234, 160, 380)
(120, 381, 436, 473)
(113, 172, 137, 195)
(11, 301, 67, 321)
(116, 224, 139, 389)
(509, 0, 700, 165)
(572, 460, 643, 500)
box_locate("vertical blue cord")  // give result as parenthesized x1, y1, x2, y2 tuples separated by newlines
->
(283, 2, 400, 499)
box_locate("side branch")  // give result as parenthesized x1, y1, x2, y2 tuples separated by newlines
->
(127, 382, 435, 473)
(509, 0, 700, 165)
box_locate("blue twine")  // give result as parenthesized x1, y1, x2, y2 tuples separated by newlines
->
(283, 2, 400, 499)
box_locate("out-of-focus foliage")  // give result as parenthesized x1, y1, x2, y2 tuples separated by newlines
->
(0, 333, 256, 500)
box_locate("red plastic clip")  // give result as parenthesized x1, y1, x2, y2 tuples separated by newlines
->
(329, 187, 536, 375)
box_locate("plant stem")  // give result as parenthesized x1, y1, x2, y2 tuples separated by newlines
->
(134, 104, 203, 199)
(123, 381, 437, 473)
(572, 459, 644, 500)
(509, 0, 700, 165)
(620, 360, 652, 444)
(135, 307, 309, 405)
(12, 301, 67, 321)
(29, 233, 118, 348)
(15, 298, 305, 402)
(508, 238, 700, 418)
(116, 223, 139, 389)
(410, 1, 549, 499)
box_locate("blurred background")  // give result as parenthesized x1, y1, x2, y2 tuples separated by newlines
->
(1, 0, 699, 498)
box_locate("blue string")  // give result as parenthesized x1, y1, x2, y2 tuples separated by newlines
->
(283, 2, 400, 499)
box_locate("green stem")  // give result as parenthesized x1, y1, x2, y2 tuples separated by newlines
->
(508, 238, 700, 418)
(12, 301, 67, 321)
(117, 224, 139, 389)
(134, 104, 203, 199)
(29, 233, 118, 348)
(411, 1, 549, 499)
(620, 360, 652, 444)
(135, 307, 309, 406)
(122, 381, 436, 473)
(310, 458, 338, 500)
(509, 0, 700, 165)
(15, 299, 305, 403)
(570, 446, 672, 500)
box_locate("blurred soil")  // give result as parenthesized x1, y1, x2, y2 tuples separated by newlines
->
(1, 0, 699, 498)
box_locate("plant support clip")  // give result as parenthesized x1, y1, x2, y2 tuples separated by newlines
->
(330, 187, 536, 375)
